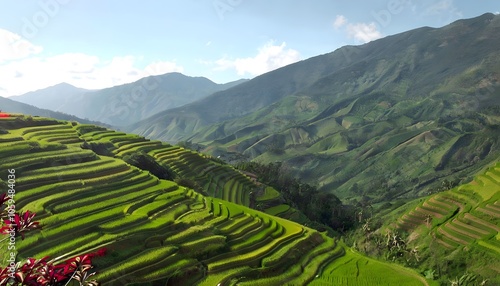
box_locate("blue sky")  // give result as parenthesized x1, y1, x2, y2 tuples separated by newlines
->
(0, 0, 499, 97)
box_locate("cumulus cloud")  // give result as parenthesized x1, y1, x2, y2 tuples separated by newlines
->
(346, 22, 383, 43)
(0, 31, 184, 97)
(421, 0, 463, 24)
(0, 29, 43, 63)
(213, 41, 301, 77)
(333, 15, 347, 29)
(333, 15, 383, 43)
(425, 0, 455, 15)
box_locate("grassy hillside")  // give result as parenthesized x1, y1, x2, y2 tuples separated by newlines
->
(170, 13, 500, 203)
(353, 161, 500, 285)
(0, 114, 429, 285)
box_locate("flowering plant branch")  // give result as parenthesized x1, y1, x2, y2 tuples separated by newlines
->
(0, 193, 104, 286)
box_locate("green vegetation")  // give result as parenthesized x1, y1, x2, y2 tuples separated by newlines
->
(311, 248, 431, 286)
(256, 186, 281, 202)
(350, 162, 500, 285)
(235, 161, 355, 231)
(0, 115, 430, 285)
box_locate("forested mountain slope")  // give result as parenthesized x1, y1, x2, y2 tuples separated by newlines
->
(128, 13, 500, 203)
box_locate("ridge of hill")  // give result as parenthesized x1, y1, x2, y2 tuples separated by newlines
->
(128, 13, 500, 203)
(0, 114, 429, 285)
(11, 73, 248, 126)
(10, 82, 90, 111)
(0, 95, 107, 126)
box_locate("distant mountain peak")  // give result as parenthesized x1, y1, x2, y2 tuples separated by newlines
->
(53, 82, 77, 88)
(11, 71, 248, 126)
(23, 82, 88, 95)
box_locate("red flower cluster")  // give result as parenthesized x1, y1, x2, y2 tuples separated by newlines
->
(0, 194, 8, 206)
(0, 211, 40, 240)
(0, 193, 105, 285)
(0, 249, 106, 286)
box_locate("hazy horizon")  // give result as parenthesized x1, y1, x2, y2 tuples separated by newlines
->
(1, 0, 499, 97)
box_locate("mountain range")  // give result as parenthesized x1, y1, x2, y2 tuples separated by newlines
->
(0, 94, 107, 126)
(11, 73, 247, 126)
(4, 13, 500, 204)
(124, 13, 500, 202)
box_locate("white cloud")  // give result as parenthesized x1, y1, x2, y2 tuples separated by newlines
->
(144, 61, 184, 76)
(213, 41, 301, 77)
(346, 22, 383, 43)
(333, 15, 347, 29)
(0, 29, 43, 63)
(422, 0, 463, 23)
(425, 0, 453, 15)
(333, 16, 382, 43)
(0, 50, 183, 97)
(495, 11, 499, 15)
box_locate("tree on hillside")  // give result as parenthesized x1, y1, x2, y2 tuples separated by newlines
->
(234, 161, 355, 231)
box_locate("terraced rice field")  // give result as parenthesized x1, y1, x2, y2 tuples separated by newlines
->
(0, 117, 337, 284)
(310, 248, 428, 286)
(397, 163, 500, 257)
(0, 116, 430, 285)
(148, 145, 257, 207)
(73, 124, 266, 209)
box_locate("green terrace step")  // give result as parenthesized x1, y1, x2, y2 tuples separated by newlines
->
(425, 196, 459, 211)
(438, 224, 475, 245)
(96, 246, 179, 283)
(53, 178, 166, 214)
(150, 146, 257, 206)
(18, 168, 148, 210)
(0, 136, 24, 143)
(0, 148, 96, 172)
(451, 217, 492, 237)
(226, 217, 264, 241)
(0, 117, 62, 129)
(113, 140, 163, 155)
(74, 124, 107, 134)
(261, 230, 320, 268)
(24, 128, 77, 139)
(81, 130, 127, 140)
(237, 233, 338, 286)
(461, 213, 499, 234)
(20, 124, 73, 135)
(420, 200, 452, 216)
(112, 137, 149, 147)
(16, 160, 130, 191)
